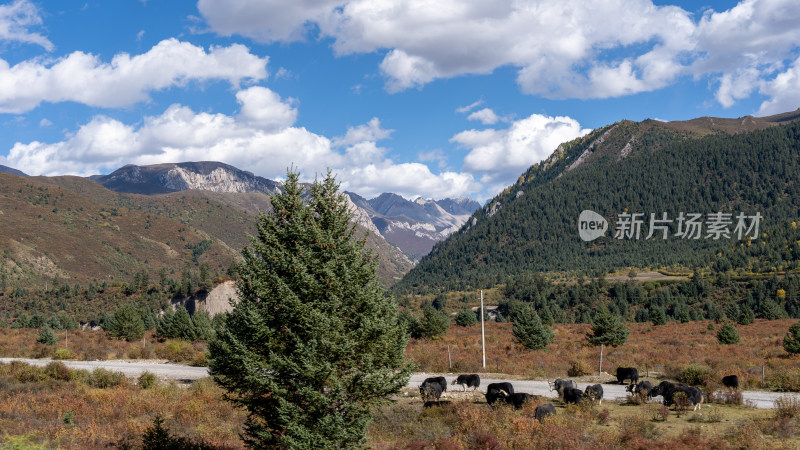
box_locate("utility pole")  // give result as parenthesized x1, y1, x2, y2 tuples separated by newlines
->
(481, 290, 486, 369)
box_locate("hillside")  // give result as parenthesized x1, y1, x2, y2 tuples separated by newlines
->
(26, 175, 412, 287)
(395, 110, 800, 293)
(0, 173, 238, 288)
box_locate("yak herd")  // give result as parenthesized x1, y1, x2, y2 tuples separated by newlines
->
(418, 367, 741, 419)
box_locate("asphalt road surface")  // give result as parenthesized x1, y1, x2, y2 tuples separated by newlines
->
(411, 373, 799, 410)
(2, 358, 795, 409)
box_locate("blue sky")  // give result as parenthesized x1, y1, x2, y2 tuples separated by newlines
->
(0, 0, 798, 201)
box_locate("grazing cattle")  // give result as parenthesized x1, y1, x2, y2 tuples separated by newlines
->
(422, 376, 448, 393)
(419, 382, 443, 403)
(626, 380, 654, 401)
(535, 404, 557, 421)
(616, 367, 639, 385)
(722, 375, 739, 390)
(584, 384, 604, 404)
(548, 378, 578, 396)
(452, 374, 481, 391)
(562, 387, 583, 404)
(651, 382, 703, 411)
(499, 391, 533, 409)
(485, 382, 515, 405)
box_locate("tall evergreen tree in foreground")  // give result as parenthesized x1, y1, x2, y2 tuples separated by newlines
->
(208, 170, 413, 448)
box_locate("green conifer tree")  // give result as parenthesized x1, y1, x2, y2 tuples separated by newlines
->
(717, 321, 740, 344)
(418, 306, 450, 339)
(169, 306, 196, 341)
(587, 306, 629, 347)
(650, 306, 667, 326)
(737, 305, 755, 325)
(783, 321, 800, 354)
(511, 303, 554, 350)
(207, 170, 413, 448)
(105, 304, 145, 341)
(455, 309, 478, 327)
(36, 326, 56, 345)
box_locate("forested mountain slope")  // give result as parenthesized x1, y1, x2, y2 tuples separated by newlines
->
(396, 112, 800, 293)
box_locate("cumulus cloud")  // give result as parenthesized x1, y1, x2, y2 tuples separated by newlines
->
(451, 113, 591, 185)
(198, 0, 800, 110)
(0, 0, 53, 50)
(757, 56, 800, 115)
(332, 117, 393, 148)
(467, 108, 500, 125)
(4, 87, 477, 200)
(0, 38, 268, 113)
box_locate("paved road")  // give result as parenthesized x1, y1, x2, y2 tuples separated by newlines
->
(410, 373, 800, 410)
(0, 358, 209, 381)
(2, 358, 795, 409)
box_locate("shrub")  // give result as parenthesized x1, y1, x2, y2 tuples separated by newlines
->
(44, 361, 71, 381)
(765, 368, 800, 392)
(709, 388, 743, 405)
(676, 363, 712, 386)
(156, 339, 197, 363)
(567, 360, 592, 377)
(775, 395, 800, 419)
(53, 348, 76, 360)
(596, 408, 611, 425)
(90, 368, 127, 388)
(646, 403, 670, 422)
(687, 408, 723, 423)
(138, 371, 158, 389)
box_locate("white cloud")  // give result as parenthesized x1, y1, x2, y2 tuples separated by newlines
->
(456, 100, 483, 114)
(757, 56, 800, 115)
(198, 0, 800, 110)
(467, 108, 500, 125)
(332, 117, 393, 148)
(39, 118, 51, 127)
(0, 0, 53, 51)
(236, 86, 296, 131)
(197, 0, 342, 43)
(5, 89, 477, 200)
(0, 38, 268, 113)
(452, 113, 591, 185)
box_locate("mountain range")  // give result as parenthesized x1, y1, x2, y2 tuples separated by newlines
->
(0, 161, 479, 289)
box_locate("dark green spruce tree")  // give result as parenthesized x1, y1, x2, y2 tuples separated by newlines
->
(208, 170, 413, 448)
(587, 305, 630, 347)
(511, 303, 554, 350)
(105, 303, 145, 341)
(717, 321, 740, 345)
(784, 321, 800, 354)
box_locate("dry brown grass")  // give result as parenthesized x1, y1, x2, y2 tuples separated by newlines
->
(0, 361, 245, 448)
(0, 328, 206, 364)
(406, 319, 800, 388)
